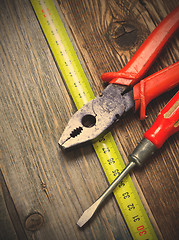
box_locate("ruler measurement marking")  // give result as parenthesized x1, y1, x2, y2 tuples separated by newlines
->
(39, 0, 95, 108)
(31, 1, 158, 239)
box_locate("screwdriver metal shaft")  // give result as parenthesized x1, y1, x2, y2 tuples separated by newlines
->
(77, 161, 136, 227)
(77, 138, 157, 227)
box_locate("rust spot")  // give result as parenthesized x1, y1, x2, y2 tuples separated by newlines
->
(25, 213, 44, 231)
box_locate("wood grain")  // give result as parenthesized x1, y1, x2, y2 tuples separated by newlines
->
(0, 0, 178, 239)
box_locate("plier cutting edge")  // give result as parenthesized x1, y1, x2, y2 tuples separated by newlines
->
(59, 7, 179, 150)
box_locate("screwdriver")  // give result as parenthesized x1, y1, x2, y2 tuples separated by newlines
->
(77, 91, 179, 227)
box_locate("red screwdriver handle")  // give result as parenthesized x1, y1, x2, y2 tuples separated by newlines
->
(101, 6, 179, 86)
(144, 91, 179, 149)
(133, 61, 179, 120)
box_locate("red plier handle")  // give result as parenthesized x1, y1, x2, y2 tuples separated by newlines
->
(144, 91, 179, 148)
(101, 6, 179, 86)
(101, 6, 179, 120)
(133, 61, 179, 120)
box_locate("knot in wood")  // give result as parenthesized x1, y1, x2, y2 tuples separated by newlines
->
(25, 213, 44, 231)
(108, 21, 137, 49)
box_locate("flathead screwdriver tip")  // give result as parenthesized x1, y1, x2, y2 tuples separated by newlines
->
(77, 198, 101, 227)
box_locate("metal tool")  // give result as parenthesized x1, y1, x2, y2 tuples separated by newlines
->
(59, 7, 179, 149)
(77, 91, 179, 227)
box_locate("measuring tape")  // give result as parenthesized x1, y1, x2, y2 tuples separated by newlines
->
(30, 0, 158, 239)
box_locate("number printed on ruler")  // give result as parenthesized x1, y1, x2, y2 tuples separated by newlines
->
(38, 0, 94, 109)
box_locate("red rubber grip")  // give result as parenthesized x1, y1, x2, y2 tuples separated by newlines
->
(144, 91, 179, 149)
(133, 61, 179, 120)
(101, 6, 179, 86)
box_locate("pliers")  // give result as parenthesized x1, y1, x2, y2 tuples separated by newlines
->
(59, 7, 179, 149)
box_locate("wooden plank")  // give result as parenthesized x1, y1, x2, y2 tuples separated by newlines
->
(0, 0, 178, 240)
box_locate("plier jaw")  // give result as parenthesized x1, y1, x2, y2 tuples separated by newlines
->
(59, 84, 134, 149)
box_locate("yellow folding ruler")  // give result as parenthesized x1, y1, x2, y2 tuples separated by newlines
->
(30, 0, 159, 239)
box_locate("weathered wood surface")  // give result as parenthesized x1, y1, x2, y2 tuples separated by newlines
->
(0, 0, 178, 239)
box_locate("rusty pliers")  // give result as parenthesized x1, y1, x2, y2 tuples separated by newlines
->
(59, 7, 179, 149)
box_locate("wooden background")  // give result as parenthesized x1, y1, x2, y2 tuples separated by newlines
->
(0, 0, 178, 239)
